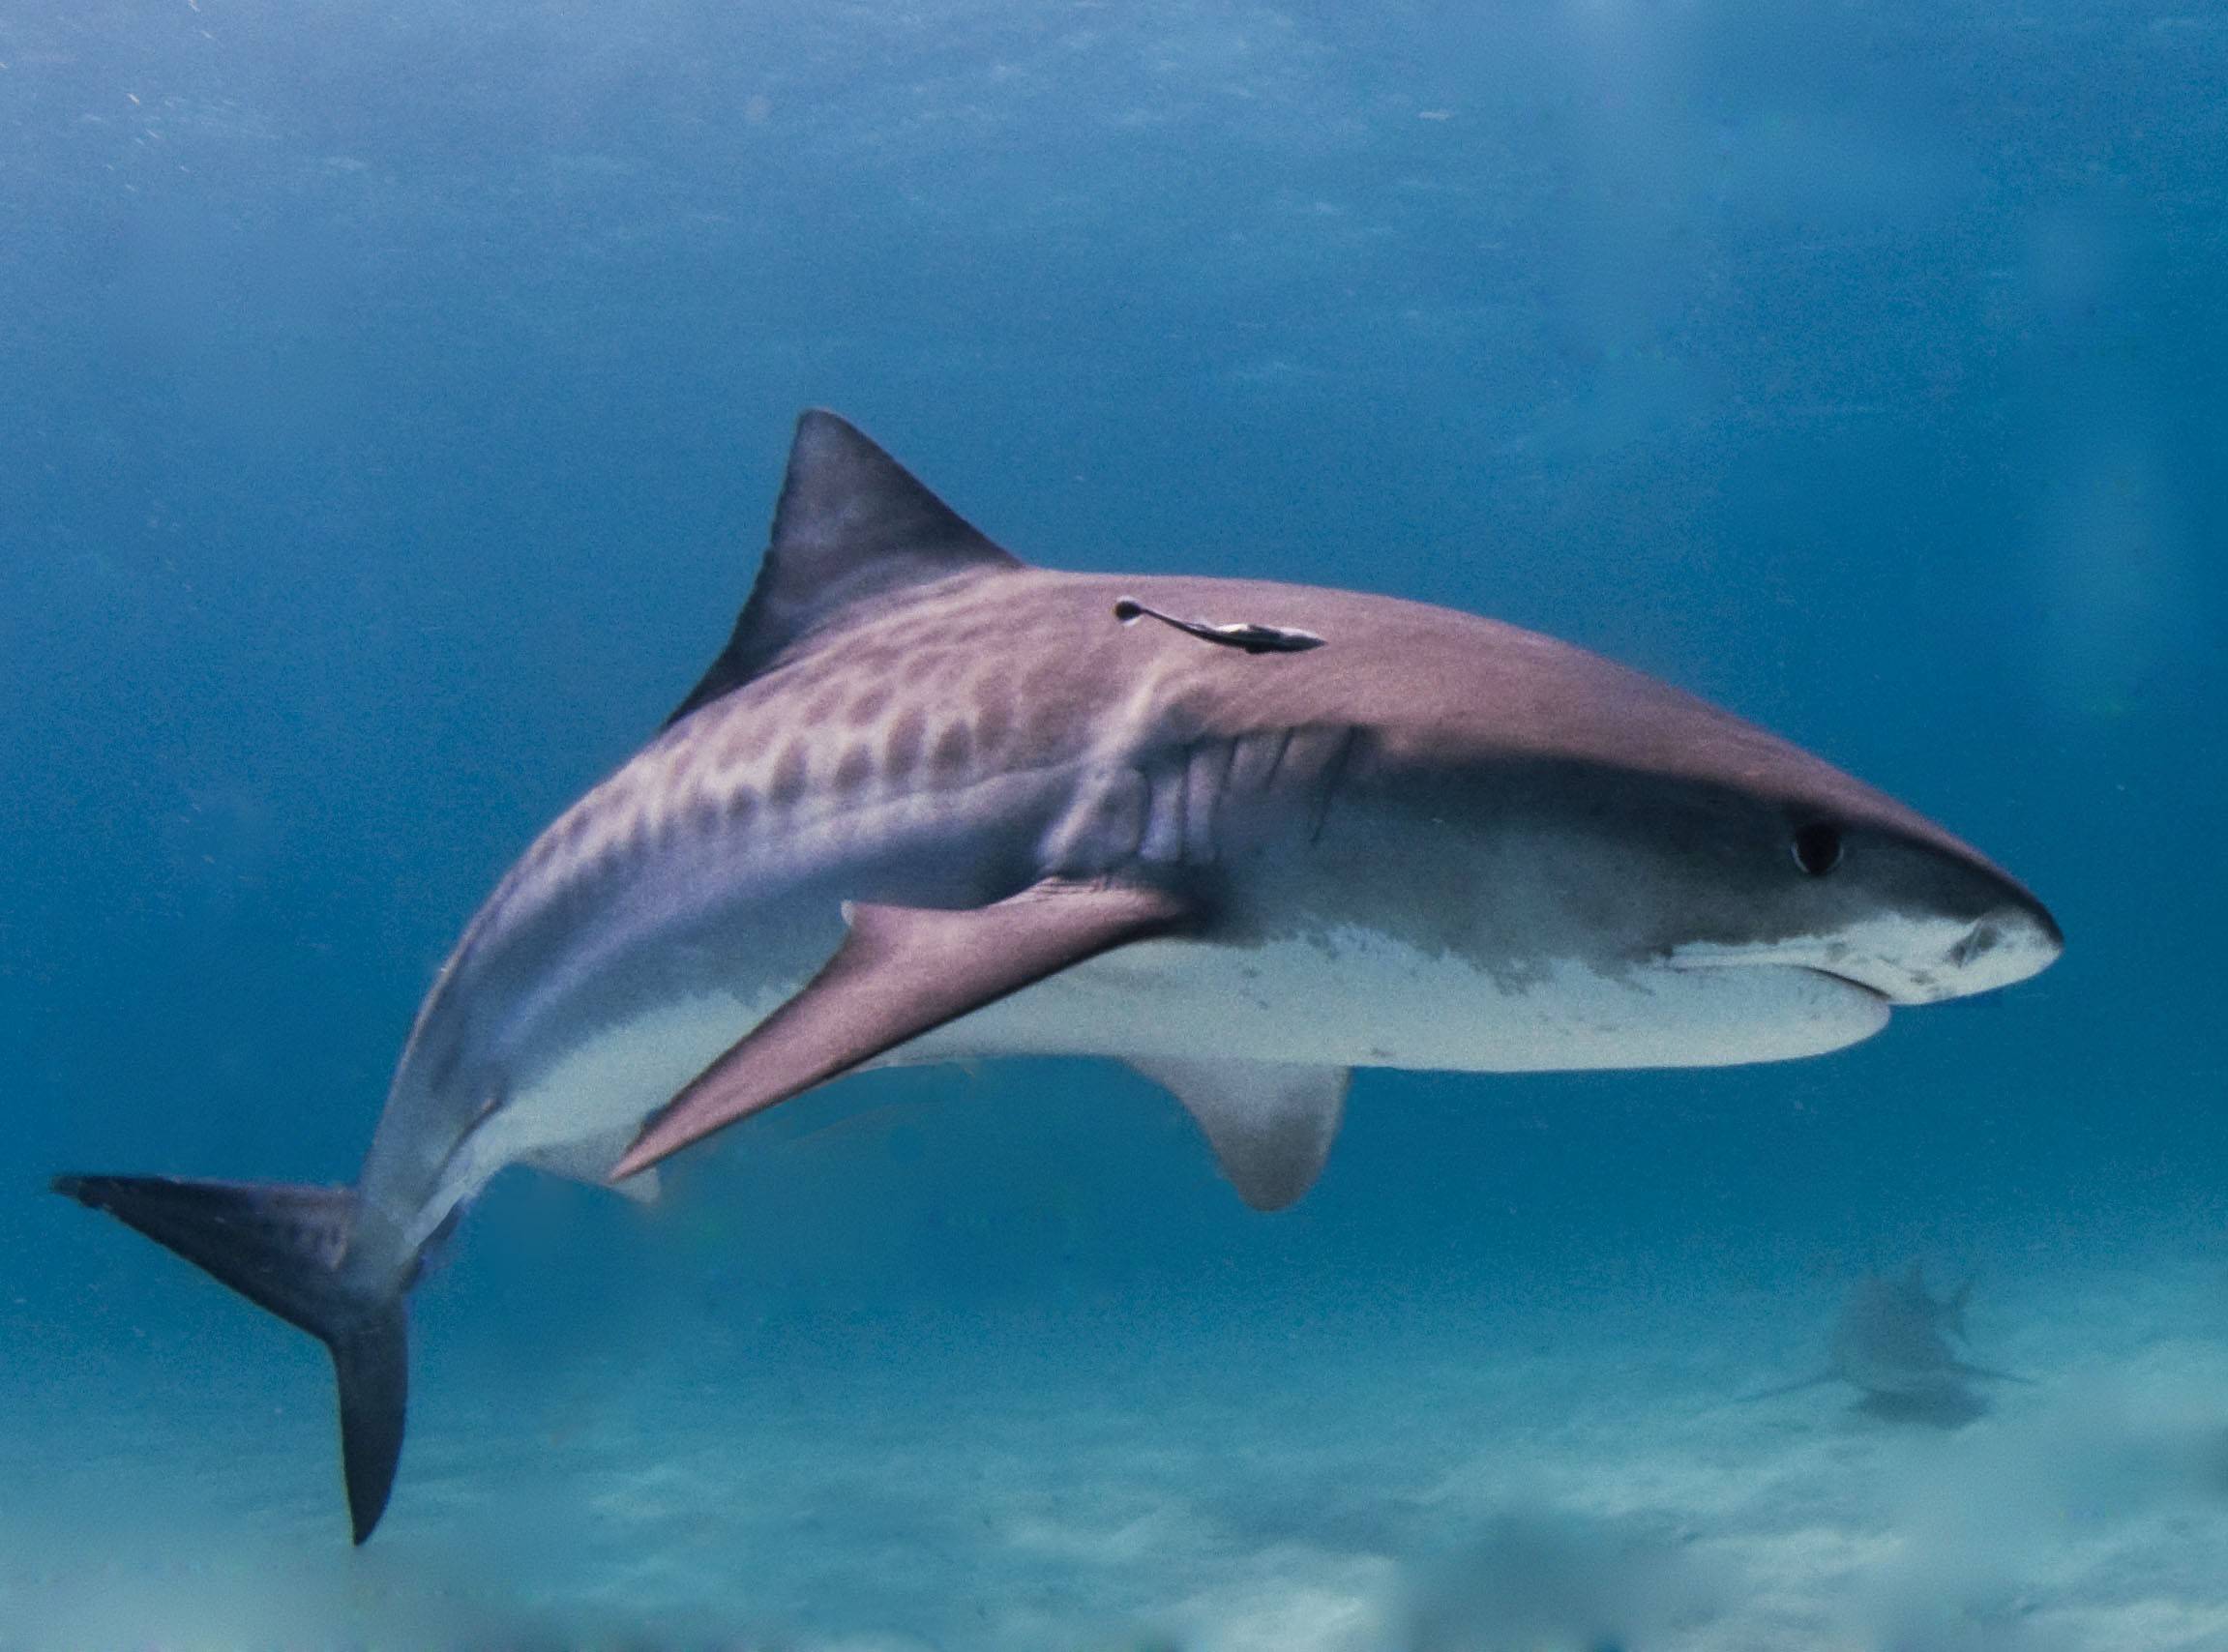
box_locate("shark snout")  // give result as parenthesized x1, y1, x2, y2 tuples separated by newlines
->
(1931, 896, 2062, 1001)
(1666, 894, 2061, 1009)
(1813, 895, 2062, 1007)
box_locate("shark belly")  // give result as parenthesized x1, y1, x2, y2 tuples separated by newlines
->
(460, 988, 782, 1187)
(436, 913, 1886, 1228)
(918, 924, 1892, 1072)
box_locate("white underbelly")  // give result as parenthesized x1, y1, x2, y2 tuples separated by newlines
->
(921, 925, 1891, 1072)
(460, 924, 1886, 1203)
(458, 988, 777, 1196)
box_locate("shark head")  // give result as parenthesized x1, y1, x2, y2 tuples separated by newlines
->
(1310, 606, 2062, 1069)
(1627, 739, 2064, 1010)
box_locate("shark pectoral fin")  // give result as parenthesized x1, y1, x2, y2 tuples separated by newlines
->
(1131, 1058, 1350, 1211)
(612, 879, 1194, 1179)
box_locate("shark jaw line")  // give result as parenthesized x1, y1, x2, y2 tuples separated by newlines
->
(1630, 954, 1892, 1061)
(1800, 966, 1891, 1006)
(1662, 906, 2017, 1008)
(1663, 945, 1892, 1004)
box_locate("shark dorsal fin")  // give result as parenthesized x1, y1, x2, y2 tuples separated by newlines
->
(666, 410, 1021, 727)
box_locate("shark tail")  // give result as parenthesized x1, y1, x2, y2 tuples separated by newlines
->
(51, 1173, 408, 1545)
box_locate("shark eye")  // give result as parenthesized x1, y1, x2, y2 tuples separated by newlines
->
(1792, 823, 1845, 876)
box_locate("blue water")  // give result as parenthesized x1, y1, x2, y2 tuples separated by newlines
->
(3, 2, 2224, 1646)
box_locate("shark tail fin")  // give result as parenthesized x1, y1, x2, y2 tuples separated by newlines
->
(51, 1173, 409, 1545)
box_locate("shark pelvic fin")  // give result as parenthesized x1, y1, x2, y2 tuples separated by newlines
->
(1130, 1057, 1349, 1211)
(667, 410, 1022, 726)
(521, 1128, 664, 1204)
(612, 879, 1193, 1178)
(50, 1174, 409, 1544)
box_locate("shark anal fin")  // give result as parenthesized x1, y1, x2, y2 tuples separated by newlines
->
(612, 879, 1193, 1179)
(1130, 1057, 1349, 1211)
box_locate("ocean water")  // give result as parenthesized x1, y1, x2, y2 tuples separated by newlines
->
(3, 1, 2224, 1646)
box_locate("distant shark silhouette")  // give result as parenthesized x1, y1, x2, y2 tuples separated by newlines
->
(55, 411, 2061, 1541)
(1747, 1262, 2033, 1419)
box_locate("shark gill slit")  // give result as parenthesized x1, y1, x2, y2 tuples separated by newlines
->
(1306, 726, 1362, 845)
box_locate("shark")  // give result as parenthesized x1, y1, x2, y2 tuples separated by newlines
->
(1747, 1262, 2032, 1418)
(54, 410, 2062, 1542)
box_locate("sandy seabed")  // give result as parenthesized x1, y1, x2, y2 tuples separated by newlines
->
(8, 1237, 2228, 1652)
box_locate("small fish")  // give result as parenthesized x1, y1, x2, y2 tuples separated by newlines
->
(1113, 595, 1326, 653)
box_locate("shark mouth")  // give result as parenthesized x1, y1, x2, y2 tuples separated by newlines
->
(1798, 966, 1892, 1004)
(1662, 941, 1901, 1006)
(1665, 906, 2060, 1007)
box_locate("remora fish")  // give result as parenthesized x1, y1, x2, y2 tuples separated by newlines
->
(55, 410, 2062, 1542)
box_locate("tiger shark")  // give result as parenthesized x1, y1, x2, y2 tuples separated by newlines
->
(1746, 1262, 2032, 1418)
(55, 410, 2062, 1543)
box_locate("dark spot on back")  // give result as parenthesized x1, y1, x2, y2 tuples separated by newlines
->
(804, 686, 845, 726)
(932, 722, 974, 780)
(833, 747, 873, 793)
(727, 786, 758, 829)
(847, 687, 893, 727)
(1024, 674, 1078, 748)
(916, 651, 965, 690)
(1022, 660, 1073, 708)
(976, 682, 1013, 752)
(769, 744, 810, 809)
(887, 709, 927, 780)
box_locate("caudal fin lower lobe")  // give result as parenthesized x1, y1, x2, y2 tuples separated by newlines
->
(51, 1173, 409, 1544)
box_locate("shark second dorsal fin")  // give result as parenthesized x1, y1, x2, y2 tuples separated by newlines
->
(666, 410, 1023, 728)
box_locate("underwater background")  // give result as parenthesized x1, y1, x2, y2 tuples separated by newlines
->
(2, 0, 2224, 1646)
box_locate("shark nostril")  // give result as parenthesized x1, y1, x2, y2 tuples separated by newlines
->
(1948, 922, 2002, 970)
